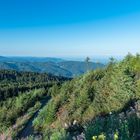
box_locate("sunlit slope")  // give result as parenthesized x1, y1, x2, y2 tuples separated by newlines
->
(33, 54, 140, 139)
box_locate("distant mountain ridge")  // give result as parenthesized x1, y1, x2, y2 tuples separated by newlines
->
(0, 56, 104, 77)
(0, 56, 64, 63)
(0, 56, 7, 59)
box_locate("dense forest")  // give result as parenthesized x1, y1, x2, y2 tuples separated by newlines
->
(0, 70, 68, 139)
(0, 70, 68, 101)
(0, 54, 140, 140)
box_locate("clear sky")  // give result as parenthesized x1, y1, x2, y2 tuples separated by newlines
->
(0, 0, 140, 58)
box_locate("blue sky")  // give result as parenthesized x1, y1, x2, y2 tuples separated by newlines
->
(0, 0, 140, 58)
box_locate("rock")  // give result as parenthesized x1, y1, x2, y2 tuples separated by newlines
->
(73, 120, 77, 125)
(64, 123, 69, 128)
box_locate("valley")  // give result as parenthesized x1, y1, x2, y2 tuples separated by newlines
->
(0, 56, 104, 77)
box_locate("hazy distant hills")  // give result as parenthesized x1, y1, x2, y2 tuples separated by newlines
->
(0, 56, 104, 77)
(0, 56, 64, 63)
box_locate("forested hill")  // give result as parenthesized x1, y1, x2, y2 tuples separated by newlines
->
(0, 70, 69, 139)
(33, 54, 140, 139)
(0, 70, 68, 84)
(0, 70, 69, 101)
(0, 57, 104, 77)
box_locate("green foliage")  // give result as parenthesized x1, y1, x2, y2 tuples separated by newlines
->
(49, 129, 68, 140)
(1, 54, 140, 139)
(33, 99, 57, 130)
(0, 70, 67, 101)
(0, 88, 46, 132)
(85, 113, 140, 140)
(0, 70, 68, 137)
(34, 54, 140, 139)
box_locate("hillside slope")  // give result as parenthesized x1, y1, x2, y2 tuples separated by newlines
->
(0, 70, 69, 139)
(33, 54, 140, 139)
